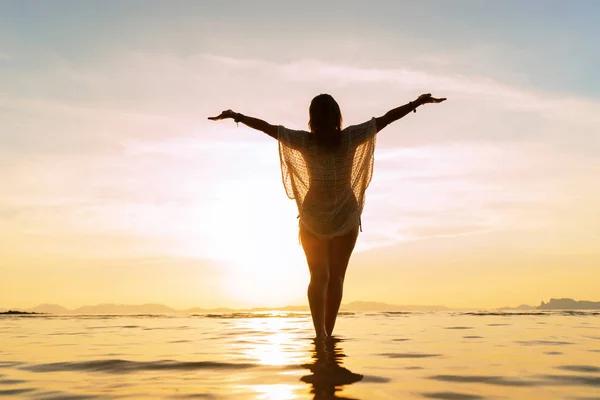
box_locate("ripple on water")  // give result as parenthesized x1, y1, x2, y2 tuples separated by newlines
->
(381, 353, 441, 359)
(0, 361, 22, 368)
(381, 312, 412, 316)
(21, 359, 259, 374)
(0, 388, 36, 396)
(556, 365, 600, 373)
(516, 340, 574, 346)
(0, 379, 26, 385)
(462, 312, 547, 316)
(445, 326, 474, 330)
(420, 392, 485, 400)
(539, 374, 600, 387)
(36, 393, 101, 400)
(428, 374, 538, 387)
(357, 375, 390, 383)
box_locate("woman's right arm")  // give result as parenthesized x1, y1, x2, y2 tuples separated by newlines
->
(375, 94, 446, 133)
(208, 110, 278, 139)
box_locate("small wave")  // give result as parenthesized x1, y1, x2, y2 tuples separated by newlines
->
(381, 311, 412, 315)
(36, 393, 100, 400)
(0, 379, 26, 385)
(381, 353, 441, 359)
(462, 312, 549, 316)
(0, 361, 22, 368)
(421, 391, 484, 400)
(444, 326, 473, 330)
(360, 375, 390, 383)
(428, 374, 538, 387)
(556, 365, 600, 373)
(539, 374, 600, 387)
(0, 388, 36, 396)
(21, 359, 258, 374)
(199, 312, 310, 319)
(558, 311, 600, 316)
(516, 340, 574, 346)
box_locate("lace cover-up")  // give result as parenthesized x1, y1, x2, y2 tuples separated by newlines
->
(278, 118, 377, 238)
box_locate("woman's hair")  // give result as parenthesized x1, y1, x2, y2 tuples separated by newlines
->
(308, 94, 343, 148)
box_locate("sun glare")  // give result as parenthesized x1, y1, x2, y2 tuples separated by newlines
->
(172, 167, 308, 307)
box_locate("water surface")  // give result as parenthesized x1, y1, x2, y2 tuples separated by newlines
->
(1, 311, 598, 399)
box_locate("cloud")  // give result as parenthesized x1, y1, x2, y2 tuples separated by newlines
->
(1, 50, 599, 257)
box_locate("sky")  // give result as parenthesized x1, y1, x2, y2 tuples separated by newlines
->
(1, 0, 599, 310)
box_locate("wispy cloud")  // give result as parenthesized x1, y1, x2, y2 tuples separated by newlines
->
(2, 50, 599, 258)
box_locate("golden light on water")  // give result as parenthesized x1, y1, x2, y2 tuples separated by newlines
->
(253, 384, 300, 400)
(241, 318, 310, 366)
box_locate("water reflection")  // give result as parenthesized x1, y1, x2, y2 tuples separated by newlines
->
(300, 337, 363, 399)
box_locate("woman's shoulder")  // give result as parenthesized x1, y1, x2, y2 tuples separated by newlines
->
(342, 117, 377, 133)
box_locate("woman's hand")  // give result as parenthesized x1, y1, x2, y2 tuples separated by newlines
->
(417, 93, 447, 105)
(208, 109, 238, 121)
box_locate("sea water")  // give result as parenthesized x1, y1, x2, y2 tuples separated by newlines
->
(0, 311, 598, 399)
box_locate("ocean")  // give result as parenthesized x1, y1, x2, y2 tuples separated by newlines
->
(1, 311, 598, 399)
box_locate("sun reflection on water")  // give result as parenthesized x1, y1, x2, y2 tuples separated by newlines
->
(253, 384, 301, 400)
(241, 316, 309, 366)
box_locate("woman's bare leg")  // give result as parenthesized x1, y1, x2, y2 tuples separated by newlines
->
(325, 226, 359, 336)
(300, 224, 330, 338)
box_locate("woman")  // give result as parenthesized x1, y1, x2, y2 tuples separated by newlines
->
(209, 93, 446, 338)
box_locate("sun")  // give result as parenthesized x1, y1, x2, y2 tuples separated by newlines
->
(217, 179, 308, 307)
(173, 172, 308, 307)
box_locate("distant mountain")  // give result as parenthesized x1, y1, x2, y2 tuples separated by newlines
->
(497, 304, 536, 311)
(184, 307, 235, 313)
(6, 298, 597, 315)
(71, 303, 177, 314)
(30, 304, 71, 314)
(2, 301, 448, 315)
(342, 301, 448, 312)
(538, 298, 600, 310)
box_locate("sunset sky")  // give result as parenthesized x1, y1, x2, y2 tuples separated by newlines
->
(1, 1, 599, 310)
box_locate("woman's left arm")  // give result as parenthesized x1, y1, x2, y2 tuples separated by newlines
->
(375, 94, 446, 133)
(208, 109, 278, 139)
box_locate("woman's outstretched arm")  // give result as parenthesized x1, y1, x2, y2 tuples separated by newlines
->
(375, 94, 446, 133)
(208, 109, 278, 139)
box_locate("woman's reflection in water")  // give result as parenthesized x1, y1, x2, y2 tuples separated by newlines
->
(301, 337, 363, 399)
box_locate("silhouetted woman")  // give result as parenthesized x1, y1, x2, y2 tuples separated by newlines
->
(209, 93, 445, 338)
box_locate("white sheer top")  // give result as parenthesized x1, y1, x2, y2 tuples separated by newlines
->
(278, 118, 377, 239)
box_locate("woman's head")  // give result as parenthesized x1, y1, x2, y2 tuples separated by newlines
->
(308, 94, 343, 147)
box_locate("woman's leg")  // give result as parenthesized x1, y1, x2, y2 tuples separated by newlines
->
(300, 223, 330, 338)
(325, 226, 359, 336)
